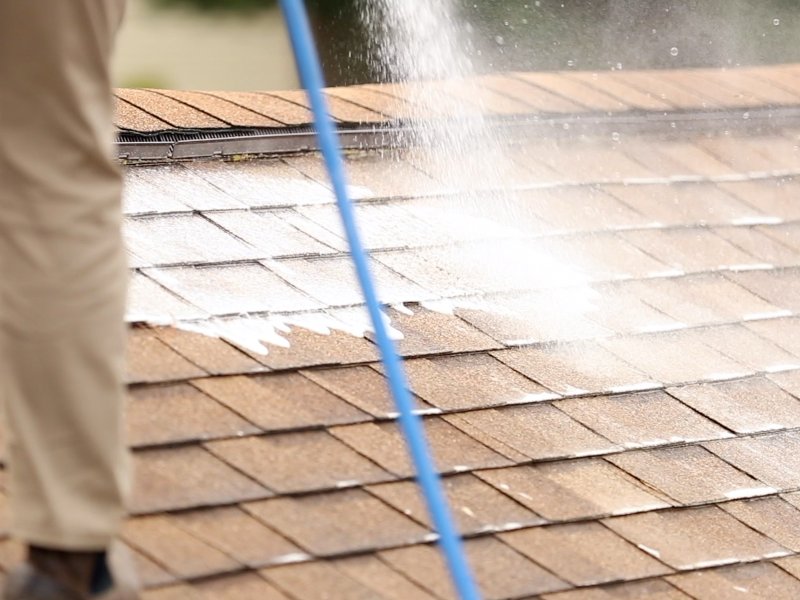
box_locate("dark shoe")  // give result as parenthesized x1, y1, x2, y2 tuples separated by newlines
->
(3, 545, 139, 600)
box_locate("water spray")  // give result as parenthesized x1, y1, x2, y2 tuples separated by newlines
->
(278, 1, 481, 598)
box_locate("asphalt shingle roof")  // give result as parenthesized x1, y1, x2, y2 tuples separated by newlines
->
(16, 64, 800, 598)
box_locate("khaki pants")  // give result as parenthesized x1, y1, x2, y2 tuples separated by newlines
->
(0, 1, 130, 550)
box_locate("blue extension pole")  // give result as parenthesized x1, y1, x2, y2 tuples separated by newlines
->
(278, 2, 481, 599)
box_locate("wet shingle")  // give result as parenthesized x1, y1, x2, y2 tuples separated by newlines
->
(477, 459, 670, 521)
(367, 474, 542, 534)
(153, 328, 264, 376)
(492, 340, 656, 396)
(170, 507, 303, 569)
(131, 446, 268, 514)
(541, 578, 691, 599)
(604, 506, 789, 570)
(669, 377, 800, 434)
(722, 496, 800, 552)
(608, 445, 773, 505)
(332, 555, 439, 600)
(245, 489, 428, 556)
(122, 516, 240, 580)
(126, 328, 207, 384)
(556, 391, 731, 448)
(330, 418, 512, 477)
(667, 562, 800, 599)
(207, 431, 391, 493)
(192, 373, 369, 431)
(704, 431, 800, 490)
(446, 404, 619, 461)
(193, 573, 290, 600)
(402, 354, 557, 410)
(127, 383, 258, 447)
(500, 522, 671, 586)
(261, 561, 381, 600)
(381, 538, 569, 600)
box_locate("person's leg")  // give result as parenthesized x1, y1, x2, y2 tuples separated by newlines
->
(0, 0, 130, 592)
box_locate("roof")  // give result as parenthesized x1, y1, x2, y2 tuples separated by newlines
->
(14, 65, 800, 598)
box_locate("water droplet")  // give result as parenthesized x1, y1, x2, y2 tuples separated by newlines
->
(773, 18, 781, 26)
(742, 111, 750, 120)
(521, 18, 528, 24)
(670, 122, 676, 128)
(567, 59, 575, 67)
(611, 132, 620, 142)
(616, 62, 623, 70)
(670, 47, 679, 57)
(562, 123, 571, 130)
(494, 35, 505, 46)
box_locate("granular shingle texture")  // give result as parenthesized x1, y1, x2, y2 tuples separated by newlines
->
(50, 63, 800, 597)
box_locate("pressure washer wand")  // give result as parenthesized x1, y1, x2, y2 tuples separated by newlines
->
(278, 2, 481, 599)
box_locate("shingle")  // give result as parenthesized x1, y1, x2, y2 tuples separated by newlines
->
(153, 328, 264, 376)
(182, 159, 332, 208)
(556, 391, 731, 448)
(203, 210, 334, 259)
(478, 74, 584, 113)
(500, 522, 671, 586)
(515, 72, 627, 112)
(127, 383, 258, 447)
(131, 446, 268, 514)
(719, 179, 800, 221)
(513, 186, 648, 233)
(115, 89, 227, 129)
(722, 496, 800, 552)
(122, 169, 191, 216)
(114, 97, 171, 132)
(329, 418, 512, 477)
(192, 373, 369, 431)
(144, 264, 320, 316)
(715, 226, 800, 267)
(746, 317, 800, 357)
(492, 341, 656, 396)
(667, 562, 800, 599)
(332, 555, 440, 600)
(455, 291, 612, 346)
(125, 545, 176, 589)
(669, 377, 800, 434)
(540, 233, 672, 280)
(698, 135, 785, 174)
(401, 354, 557, 410)
(247, 322, 379, 370)
(126, 163, 243, 211)
(608, 445, 773, 505)
(202, 90, 315, 125)
(126, 272, 207, 323)
(654, 140, 739, 177)
(621, 228, 759, 272)
(445, 404, 619, 461)
(776, 554, 800, 579)
(245, 489, 428, 556)
(381, 538, 569, 600)
(759, 223, 800, 255)
(567, 72, 674, 110)
(624, 273, 784, 325)
(704, 431, 800, 490)
(437, 78, 535, 116)
(170, 507, 304, 569)
(604, 506, 790, 570)
(599, 330, 750, 385)
(541, 578, 691, 599)
(601, 183, 762, 227)
(326, 85, 412, 120)
(261, 561, 380, 600)
(207, 431, 391, 493)
(152, 89, 284, 128)
(141, 585, 194, 600)
(618, 70, 714, 110)
(268, 90, 382, 123)
(286, 150, 441, 200)
(122, 516, 240, 580)
(267, 256, 430, 307)
(696, 324, 800, 372)
(768, 369, 800, 397)
(302, 365, 432, 418)
(477, 459, 670, 521)
(126, 328, 207, 384)
(193, 573, 290, 600)
(367, 474, 542, 534)
(582, 282, 681, 335)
